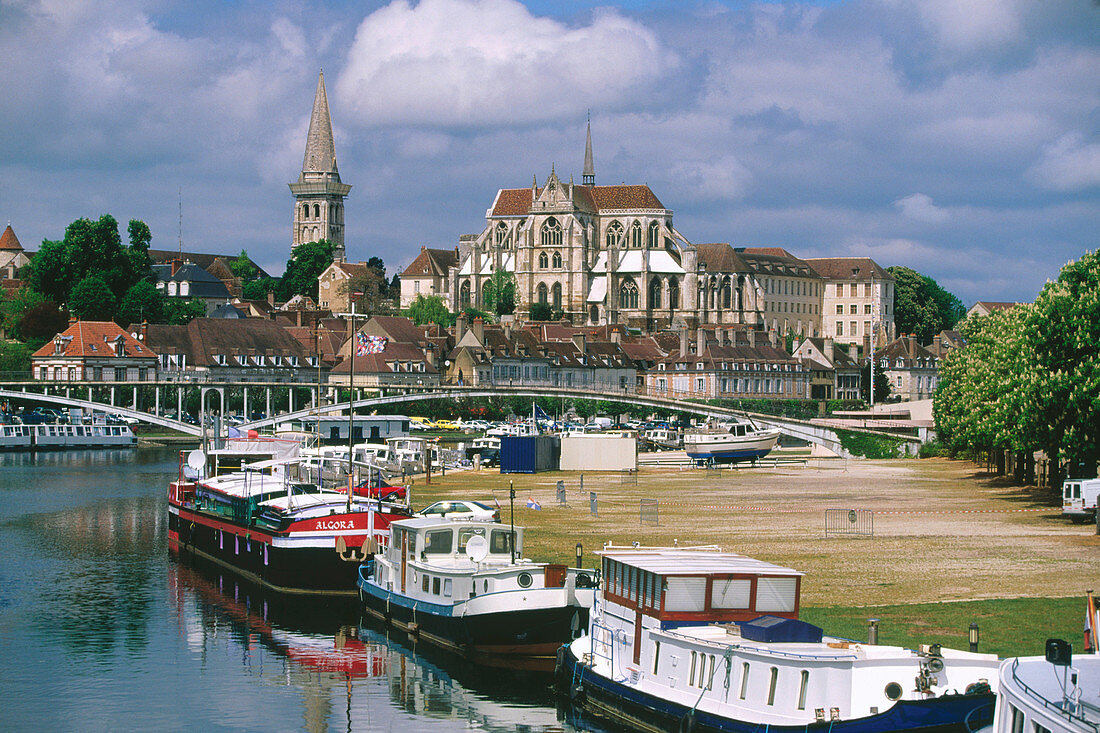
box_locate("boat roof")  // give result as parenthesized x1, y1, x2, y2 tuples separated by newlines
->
(1004, 654, 1100, 727)
(261, 492, 368, 511)
(390, 516, 506, 532)
(597, 546, 802, 577)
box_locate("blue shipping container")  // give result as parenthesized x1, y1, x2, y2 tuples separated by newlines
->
(500, 435, 560, 473)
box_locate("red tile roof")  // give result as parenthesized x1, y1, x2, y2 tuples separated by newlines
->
(401, 247, 459, 278)
(0, 225, 23, 251)
(32, 321, 157, 359)
(695, 243, 747, 273)
(489, 184, 665, 217)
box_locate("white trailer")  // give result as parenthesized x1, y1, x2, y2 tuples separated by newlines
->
(1062, 478, 1100, 522)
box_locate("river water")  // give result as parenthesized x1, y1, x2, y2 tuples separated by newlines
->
(0, 447, 613, 732)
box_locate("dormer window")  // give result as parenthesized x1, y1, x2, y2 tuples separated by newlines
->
(236, 355, 248, 366)
(657, 363, 665, 371)
(696, 362, 704, 370)
(214, 354, 227, 366)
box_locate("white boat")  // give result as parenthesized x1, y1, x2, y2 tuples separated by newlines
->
(557, 544, 1000, 733)
(0, 421, 137, 450)
(644, 427, 682, 450)
(986, 647, 1099, 733)
(358, 515, 596, 669)
(683, 419, 779, 463)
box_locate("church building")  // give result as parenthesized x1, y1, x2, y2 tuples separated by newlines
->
(450, 122, 818, 337)
(289, 71, 351, 262)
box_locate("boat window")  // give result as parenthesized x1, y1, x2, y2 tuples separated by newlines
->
(628, 566, 637, 602)
(707, 655, 716, 690)
(739, 662, 749, 699)
(1033, 723, 1051, 733)
(432, 577, 441, 595)
(652, 641, 661, 675)
(689, 651, 697, 686)
(712, 578, 752, 609)
(1009, 705, 1025, 733)
(422, 574, 429, 592)
(458, 526, 486, 551)
(798, 670, 809, 710)
(489, 529, 514, 554)
(767, 667, 778, 705)
(424, 528, 454, 555)
(755, 577, 797, 612)
(664, 577, 706, 612)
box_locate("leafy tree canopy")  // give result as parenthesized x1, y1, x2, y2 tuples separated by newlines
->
(342, 268, 393, 316)
(483, 270, 516, 316)
(5, 291, 68, 347)
(117, 280, 165, 326)
(163, 297, 206, 325)
(888, 266, 965, 343)
(241, 277, 278, 301)
(860, 361, 892, 404)
(277, 239, 334, 302)
(405, 294, 454, 328)
(26, 215, 153, 308)
(0, 340, 34, 374)
(231, 249, 257, 280)
(528, 302, 553, 321)
(69, 274, 118, 321)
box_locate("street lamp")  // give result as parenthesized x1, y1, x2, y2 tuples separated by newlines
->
(853, 267, 876, 409)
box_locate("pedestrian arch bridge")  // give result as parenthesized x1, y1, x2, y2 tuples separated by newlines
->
(0, 384, 921, 458)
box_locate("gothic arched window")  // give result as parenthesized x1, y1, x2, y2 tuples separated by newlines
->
(630, 221, 643, 248)
(619, 279, 639, 309)
(302, 204, 310, 219)
(552, 251, 562, 268)
(541, 217, 562, 247)
(648, 222, 660, 248)
(722, 277, 732, 309)
(538, 252, 549, 269)
(494, 221, 508, 247)
(649, 277, 662, 309)
(537, 283, 548, 304)
(606, 221, 624, 249)
(552, 282, 562, 310)
(313, 204, 320, 218)
(669, 279, 680, 309)
(460, 281, 471, 307)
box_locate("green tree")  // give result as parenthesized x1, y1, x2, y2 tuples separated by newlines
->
(117, 280, 165, 326)
(277, 239, 335, 302)
(230, 249, 257, 280)
(163, 297, 206, 325)
(405, 294, 454, 327)
(13, 300, 69, 347)
(242, 276, 278, 301)
(483, 270, 516, 316)
(69, 274, 118, 321)
(888, 266, 965, 343)
(860, 361, 892, 404)
(1023, 251, 1100, 477)
(529, 302, 553, 321)
(0, 341, 34, 374)
(342, 268, 393, 316)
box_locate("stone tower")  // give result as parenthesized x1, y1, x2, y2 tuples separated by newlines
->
(289, 70, 351, 261)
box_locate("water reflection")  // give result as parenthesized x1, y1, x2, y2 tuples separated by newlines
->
(169, 556, 606, 732)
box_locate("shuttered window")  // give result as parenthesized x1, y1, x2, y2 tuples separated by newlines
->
(664, 577, 706, 612)
(756, 577, 797, 612)
(712, 578, 751, 609)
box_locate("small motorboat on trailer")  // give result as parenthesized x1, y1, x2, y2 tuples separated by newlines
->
(557, 544, 1000, 733)
(683, 419, 779, 464)
(358, 515, 597, 669)
(168, 435, 413, 594)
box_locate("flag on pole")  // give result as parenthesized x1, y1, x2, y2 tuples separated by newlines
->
(1087, 590, 1099, 654)
(526, 497, 541, 510)
(355, 333, 387, 356)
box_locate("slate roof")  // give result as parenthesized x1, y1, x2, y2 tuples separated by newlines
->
(804, 257, 893, 281)
(736, 248, 820, 278)
(33, 321, 157, 360)
(148, 250, 271, 279)
(878, 336, 938, 366)
(367, 315, 427, 344)
(654, 341, 799, 369)
(329, 341, 438, 375)
(152, 262, 233, 299)
(695, 243, 748, 273)
(1, 225, 23, 251)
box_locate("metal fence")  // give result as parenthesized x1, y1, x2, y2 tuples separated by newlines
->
(556, 480, 567, 505)
(640, 499, 659, 525)
(620, 469, 638, 485)
(590, 492, 598, 516)
(825, 508, 874, 537)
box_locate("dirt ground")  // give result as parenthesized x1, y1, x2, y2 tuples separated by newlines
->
(409, 455, 1099, 607)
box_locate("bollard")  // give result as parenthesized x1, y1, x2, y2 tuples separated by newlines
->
(868, 618, 879, 645)
(580, 473, 584, 493)
(969, 622, 979, 653)
(576, 542, 583, 569)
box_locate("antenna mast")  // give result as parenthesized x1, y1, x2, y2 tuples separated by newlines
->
(177, 187, 183, 257)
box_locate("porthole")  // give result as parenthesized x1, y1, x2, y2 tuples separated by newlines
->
(518, 572, 533, 588)
(885, 682, 903, 700)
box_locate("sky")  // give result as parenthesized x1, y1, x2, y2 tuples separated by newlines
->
(0, 0, 1097, 306)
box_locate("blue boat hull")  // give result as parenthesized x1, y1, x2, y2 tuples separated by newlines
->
(556, 644, 996, 733)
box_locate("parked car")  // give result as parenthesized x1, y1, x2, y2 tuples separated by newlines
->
(417, 500, 499, 522)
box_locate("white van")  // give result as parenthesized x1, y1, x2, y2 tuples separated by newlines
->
(1062, 478, 1100, 522)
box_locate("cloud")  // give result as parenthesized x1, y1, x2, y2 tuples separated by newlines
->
(335, 0, 679, 126)
(894, 193, 949, 223)
(1030, 133, 1100, 192)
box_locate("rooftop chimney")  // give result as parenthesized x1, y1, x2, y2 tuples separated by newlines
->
(679, 327, 688, 356)
(171, 258, 183, 276)
(748, 330, 756, 349)
(455, 313, 467, 342)
(823, 336, 835, 361)
(716, 329, 725, 347)
(863, 333, 871, 359)
(768, 329, 777, 348)
(697, 328, 706, 355)
(572, 332, 587, 354)
(471, 316, 484, 344)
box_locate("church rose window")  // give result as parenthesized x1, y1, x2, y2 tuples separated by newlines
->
(495, 222, 508, 246)
(541, 218, 562, 247)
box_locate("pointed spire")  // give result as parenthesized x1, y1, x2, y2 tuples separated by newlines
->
(583, 112, 595, 186)
(302, 70, 339, 177)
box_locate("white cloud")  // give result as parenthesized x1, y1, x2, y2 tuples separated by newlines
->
(1030, 133, 1100, 192)
(670, 154, 752, 202)
(335, 0, 678, 126)
(894, 193, 949, 223)
(880, 0, 1025, 56)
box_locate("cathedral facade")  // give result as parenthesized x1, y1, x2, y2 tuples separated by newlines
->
(450, 124, 823, 336)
